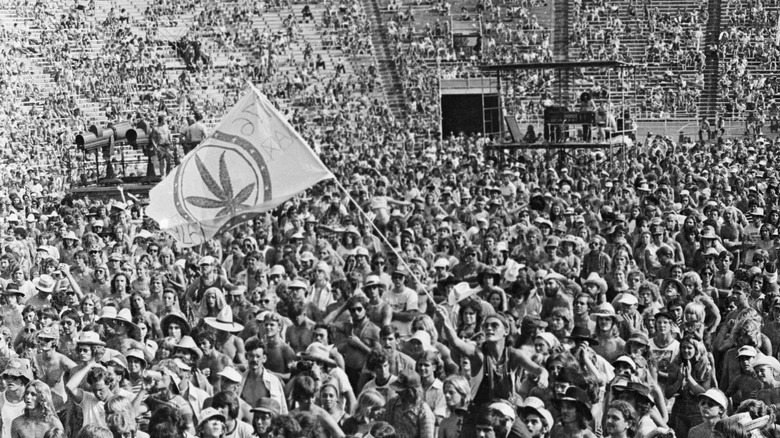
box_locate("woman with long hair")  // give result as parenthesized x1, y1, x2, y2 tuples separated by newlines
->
(665, 336, 714, 438)
(319, 383, 349, 426)
(438, 375, 470, 438)
(11, 380, 64, 437)
(79, 293, 102, 327)
(456, 299, 483, 340)
(341, 389, 385, 436)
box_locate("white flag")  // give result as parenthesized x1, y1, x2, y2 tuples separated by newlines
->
(147, 87, 334, 247)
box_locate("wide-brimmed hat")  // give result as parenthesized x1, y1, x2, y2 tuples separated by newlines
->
(700, 226, 720, 240)
(100, 308, 140, 335)
(447, 282, 481, 306)
(2, 358, 33, 382)
(625, 382, 655, 406)
(553, 387, 592, 420)
(626, 332, 650, 347)
(590, 303, 619, 322)
(583, 273, 608, 295)
(175, 336, 203, 360)
(204, 306, 244, 333)
(390, 369, 422, 391)
(567, 326, 599, 346)
(2, 283, 24, 296)
(612, 355, 637, 371)
(364, 275, 384, 288)
(160, 312, 192, 337)
(76, 331, 105, 347)
(33, 275, 56, 293)
(297, 342, 337, 367)
(125, 349, 148, 367)
(62, 231, 79, 241)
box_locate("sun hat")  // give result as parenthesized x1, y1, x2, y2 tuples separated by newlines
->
(297, 342, 337, 367)
(752, 355, 780, 372)
(288, 279, 309, 290)
(175, 336, 203, 360)
(217, 366, 243, 383)
(590, 303, 619, 322)
(76, 331, 105, 347)
(697, 388, 728, 410)
(125, 349, 147, 367)
(364, 275, 384, 288)
(624, 382, 655, 406)
(447, 282, 480, 306)
(521, 314, 548, 329)
(160, 312, 192, 337)
(33, 275, 56, 293)
(583, 273, 608, 295)
(103, 308, 140, 335)
(536, 332, 560, 350)
(205, 306, 244, 333)
(2, 358, 33, 382)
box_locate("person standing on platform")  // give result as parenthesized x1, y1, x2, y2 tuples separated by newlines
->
(181, 112, 208, 156)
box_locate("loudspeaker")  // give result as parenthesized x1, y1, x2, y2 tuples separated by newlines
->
(441, 94, 499, 137)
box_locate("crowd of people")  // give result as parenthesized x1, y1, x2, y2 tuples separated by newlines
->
(7, 0, 780, 437)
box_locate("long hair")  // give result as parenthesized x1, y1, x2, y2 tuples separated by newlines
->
(608, 400, 638, 438)
(442, 375, 471, 409)
(25, 380, 57, 420)
(352, 389, 386, 422)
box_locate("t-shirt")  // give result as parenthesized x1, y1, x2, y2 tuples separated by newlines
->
(1, 393, 24, 438)
(382, 288, 418, 337)
(79, 392, 107, 428)
(224, 419, 255, 438)
(650, 337, 680, 386)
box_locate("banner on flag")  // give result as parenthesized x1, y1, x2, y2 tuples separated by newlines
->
(147, 87, 334, 246)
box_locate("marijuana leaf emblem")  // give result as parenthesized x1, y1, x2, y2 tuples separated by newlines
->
(184, 152, 256, 218)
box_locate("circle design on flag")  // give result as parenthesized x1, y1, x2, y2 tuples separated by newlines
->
(173, 131, 272, 223)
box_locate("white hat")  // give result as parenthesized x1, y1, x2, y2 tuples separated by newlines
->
(488, 401, 516, 421)
(433, 258, 450, 268)
(447, 282, 480, 306)
(217, 366, 243, 383)
(204, 306, 244, 333)
(697, 388, 728, 410)
(616, 293, 638, 306)
(409, 331, 434, 352)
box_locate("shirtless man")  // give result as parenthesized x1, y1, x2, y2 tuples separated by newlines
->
(35, 327, 75, 412)
(197, 331, 233, 387)
(205, 306, 247, 372)
(10, 380, 63, 438)
(286, 301, 315, 353)
(262, 313, 296, 380)
(239, 338, 288, 413)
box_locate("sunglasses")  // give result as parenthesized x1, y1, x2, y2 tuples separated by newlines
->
(349, 307, 364, 313)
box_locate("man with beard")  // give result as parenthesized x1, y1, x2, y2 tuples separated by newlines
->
(539, 272, 573, 320)
(35, 327, 75, 412)
(238, 338, 287, 414)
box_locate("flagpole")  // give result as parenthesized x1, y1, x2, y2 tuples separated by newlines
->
(333, 179, 437, 304)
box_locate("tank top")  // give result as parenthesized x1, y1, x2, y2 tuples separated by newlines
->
(472, 346, 517, 407)
(1, 392, 25, 438)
